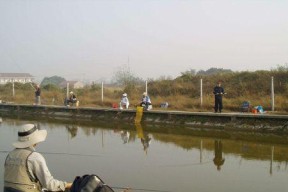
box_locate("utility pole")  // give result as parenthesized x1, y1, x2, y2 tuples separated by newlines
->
(271, 76, 275, 111)
(200, 78, 203, 108)
(12, 81, 15, 97)
(145, 80, 148, 94)
(66, 82, 69, 98)
(101, 82, 104, 102)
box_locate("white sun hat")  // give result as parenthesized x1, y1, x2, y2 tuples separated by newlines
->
(123, 93, 127, 97)
(13, 124, 47, 148)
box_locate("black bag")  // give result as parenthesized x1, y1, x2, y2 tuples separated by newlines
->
(70, 174, 115, 192)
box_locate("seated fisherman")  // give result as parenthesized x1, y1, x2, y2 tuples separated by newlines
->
(65, 91, 78, 106)
(119, 93, 129, 109)
(140, 92, 152, 110)
(4, 124, 72, 192)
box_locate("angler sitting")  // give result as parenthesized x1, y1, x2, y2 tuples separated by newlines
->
(119, 93, 129, 109)
(65, 91, 79, 106)
(140, 92, 152, 111)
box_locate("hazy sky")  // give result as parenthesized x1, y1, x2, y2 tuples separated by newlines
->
(0, 0, 287, 82)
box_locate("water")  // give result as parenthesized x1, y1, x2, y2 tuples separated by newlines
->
(0, 118, 288, 192)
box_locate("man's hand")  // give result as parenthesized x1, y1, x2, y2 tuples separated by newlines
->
(65, 182, 73, 189)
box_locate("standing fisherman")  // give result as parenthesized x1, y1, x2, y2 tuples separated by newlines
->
(34, 85, 41, 105)
(213, 81, 225, 113)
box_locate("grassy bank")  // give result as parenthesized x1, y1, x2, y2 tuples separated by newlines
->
(0, 70, 287, 113)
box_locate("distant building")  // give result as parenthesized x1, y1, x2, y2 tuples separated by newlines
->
(0, 73, 34, 84)
(59, 80, 85, 89)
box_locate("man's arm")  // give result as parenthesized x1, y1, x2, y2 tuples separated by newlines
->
(28, 152, 70, 191)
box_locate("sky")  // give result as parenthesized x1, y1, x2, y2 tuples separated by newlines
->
(0, 0, 287, 83)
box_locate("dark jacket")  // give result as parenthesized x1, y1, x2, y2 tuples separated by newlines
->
(35, 88, 41, 97)
(213, 86, 224, 97)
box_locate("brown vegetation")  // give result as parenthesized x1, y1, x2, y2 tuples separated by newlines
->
(0, 69, 287, 113)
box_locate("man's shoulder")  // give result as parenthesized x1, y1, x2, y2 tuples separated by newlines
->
(28, 151, 45, 162)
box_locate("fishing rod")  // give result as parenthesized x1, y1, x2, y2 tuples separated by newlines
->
(1, 149, 171, 192)
(29, 82, 37, 91)
(0, 150, 103, 157)
(160, 160, 212, 167)
(10, 56, 39, 91)
(112, 186, 172, 192)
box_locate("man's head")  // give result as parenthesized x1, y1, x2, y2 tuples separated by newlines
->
(13, 124, 47, 148)
(70, 91, 73, 95)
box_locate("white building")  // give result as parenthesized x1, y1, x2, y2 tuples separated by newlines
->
(0, 73, 34, 84)
(59, 80, 85, 89)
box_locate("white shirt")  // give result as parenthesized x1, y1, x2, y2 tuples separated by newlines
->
(120, 96, 129, 105)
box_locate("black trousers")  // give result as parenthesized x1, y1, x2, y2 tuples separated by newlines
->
(214, 96, 223, 112)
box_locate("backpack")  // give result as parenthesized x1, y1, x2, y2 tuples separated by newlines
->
(70, 174, 115, 192)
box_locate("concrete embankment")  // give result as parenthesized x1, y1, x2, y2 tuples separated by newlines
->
(0, 104, 288, 134)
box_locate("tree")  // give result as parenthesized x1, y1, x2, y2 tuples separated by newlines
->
(41, 76, 66, 87)
(273, 63, 288, 72)
(112, 65, 141, 85)
(112, 64, 144, 95)
(197, 68, 233, 76)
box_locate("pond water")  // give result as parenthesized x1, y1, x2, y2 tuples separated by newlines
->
(0, 117, 288, 192)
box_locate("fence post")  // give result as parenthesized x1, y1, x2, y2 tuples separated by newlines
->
(101, 82, 104, 102)
(271, 76, 274, 111)
(145, 80, 148, 94)
(66, 82, 69, 98)
(200, 78, 203, 108)
(12, 81, 15, 97)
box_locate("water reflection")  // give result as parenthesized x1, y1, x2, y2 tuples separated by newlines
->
(135, 123, 152, 154)
(120, 131, 130, 144)
(49, 120, 288, 167)
(113, 126, 131, 144)
(213, 140, 225, 171)
(1, 119, 288, 192)
(66, 125, 78, 138)
(270, 146, 274, 175)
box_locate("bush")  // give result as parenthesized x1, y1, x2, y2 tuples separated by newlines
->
(0, 69, 287, 112)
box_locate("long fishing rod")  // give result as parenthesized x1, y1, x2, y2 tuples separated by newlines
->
(160, 160, 212, 167)
(112, 186, 172, 192)
(11, 56, 38, 90)
(0, 150, 103, 157)
(29, 82, 36, 91)
(1, 150, 171, 192)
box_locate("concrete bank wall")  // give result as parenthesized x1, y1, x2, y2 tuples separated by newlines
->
(0, 104, 288, 134)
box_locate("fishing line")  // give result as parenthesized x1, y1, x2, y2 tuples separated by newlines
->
(10, 56, 38, 90)
(159, 160, 212, 168)
(1, 150, 171, 192)
(0, 150, 103, 157)
(112, 186, 172, 192)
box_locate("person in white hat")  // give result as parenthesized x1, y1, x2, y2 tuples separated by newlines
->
(140, 92, 152, 110)
(4, 124, 72, 192)
(119, 93, 129, 109)
(65, 91, 78, 107)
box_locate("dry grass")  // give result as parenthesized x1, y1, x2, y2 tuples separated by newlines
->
(3, 90, 287, 113)
(1, 82, 287, 113)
